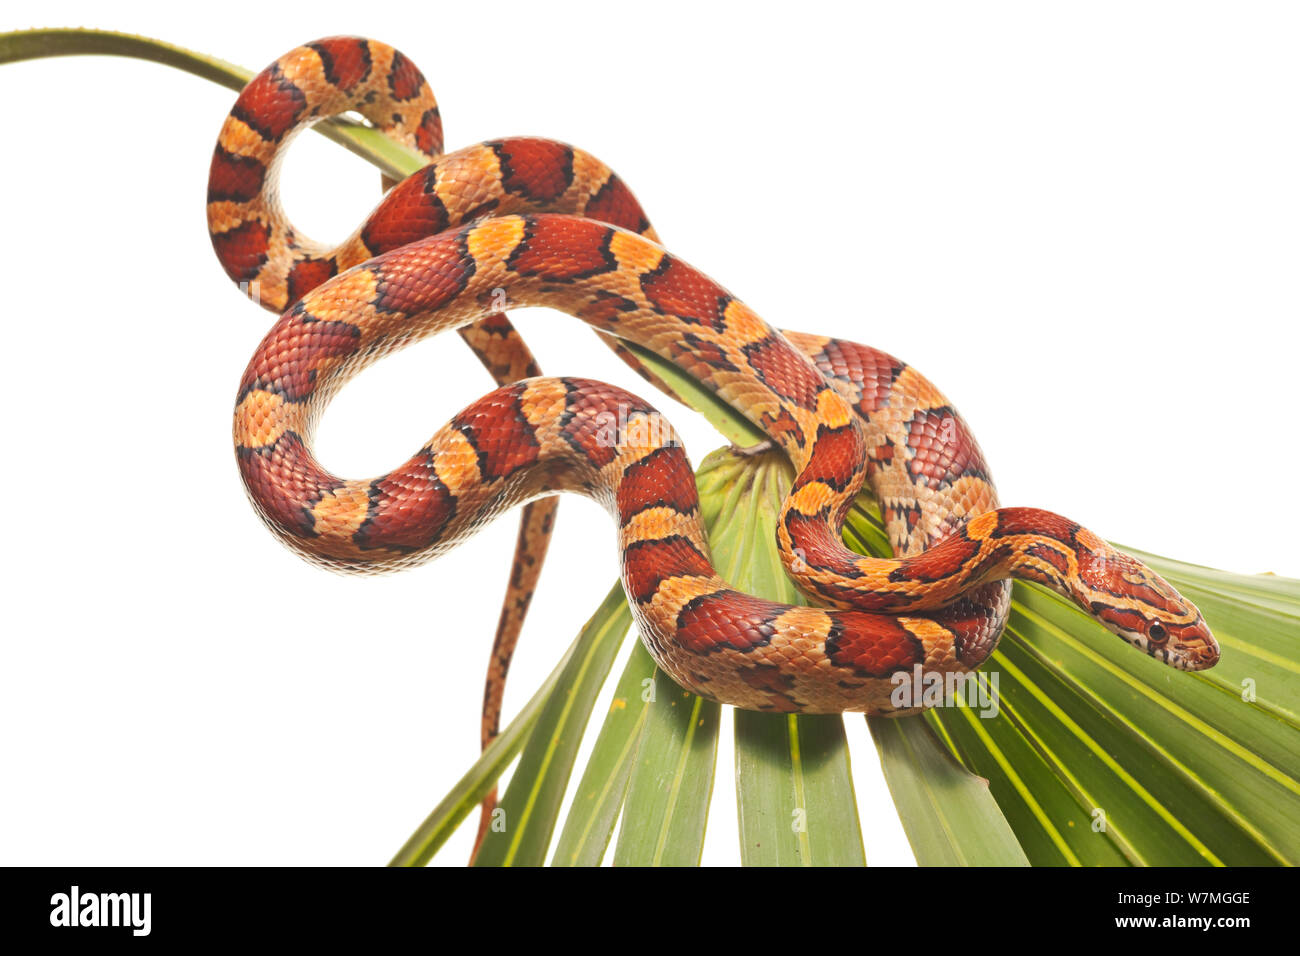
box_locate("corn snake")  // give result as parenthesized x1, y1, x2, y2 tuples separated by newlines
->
(209, 35, 1219, 736)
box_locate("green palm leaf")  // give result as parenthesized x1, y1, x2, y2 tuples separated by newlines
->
(847, 502, 1300, 867)
(868, 716, 1029, 866)
(550, 642, 658, 866)
(471, 585, 633, 867)
(612, 681, 720, 866)
(703, 451, 867, 866)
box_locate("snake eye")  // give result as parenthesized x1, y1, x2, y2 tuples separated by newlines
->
(1148, 621, 1168, 643)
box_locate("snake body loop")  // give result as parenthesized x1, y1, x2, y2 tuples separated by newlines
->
(210, 38, 1218, 717)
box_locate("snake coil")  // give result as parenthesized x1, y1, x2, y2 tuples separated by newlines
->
(209, 37, 1219, 720)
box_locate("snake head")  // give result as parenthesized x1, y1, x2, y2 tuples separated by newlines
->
(1074, 546, 1220, 671)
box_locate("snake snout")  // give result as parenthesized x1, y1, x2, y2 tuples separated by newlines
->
(1076, 549, 1220, 672)
(1090, 599, 1220, 671)
(1169, 615, 1220, 670)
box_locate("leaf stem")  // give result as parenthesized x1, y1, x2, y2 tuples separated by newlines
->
(0, 27, 427, 180)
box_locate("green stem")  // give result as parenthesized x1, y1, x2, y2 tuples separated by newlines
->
(0, 27, 427, 180)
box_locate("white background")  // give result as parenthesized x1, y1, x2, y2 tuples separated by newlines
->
(1, 1, 1296, 866)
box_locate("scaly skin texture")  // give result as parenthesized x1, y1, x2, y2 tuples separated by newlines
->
(213, 38, 1219, 720)
(205, 37, 656, 850)
(230, 212, 1219, 713)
